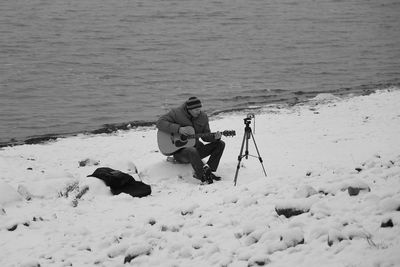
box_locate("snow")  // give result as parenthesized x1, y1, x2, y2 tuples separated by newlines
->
(1, 89, 400, 266)
(0, 181, 22, 204)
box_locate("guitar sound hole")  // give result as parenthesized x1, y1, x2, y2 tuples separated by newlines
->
(175, 140, 188, 147)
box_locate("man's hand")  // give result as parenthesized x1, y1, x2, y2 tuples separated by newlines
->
(214, 131, 222, 140)
(179, 126, 195, 136)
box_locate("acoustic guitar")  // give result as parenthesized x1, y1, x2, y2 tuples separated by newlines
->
(157, 130, 236, 155)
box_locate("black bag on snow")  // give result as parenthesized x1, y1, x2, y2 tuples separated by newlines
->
(87, 167, 132, 188)
(87, 167, 151, 198)
(110, 182, 152, 198)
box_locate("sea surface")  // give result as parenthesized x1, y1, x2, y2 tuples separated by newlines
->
(1, 0, 399, 146)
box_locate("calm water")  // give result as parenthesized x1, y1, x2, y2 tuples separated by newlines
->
(1, 0, 399, 145)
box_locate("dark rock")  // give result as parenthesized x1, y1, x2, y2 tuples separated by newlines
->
(250, 258, 272, 266)
(327, 235, 345, 247)
(124, 247, 151, 264)
(318, 190, 334, 196)
(124, 254, 137, 264)
(254, 260, 266, 266)
(79, 158, 99, 167)
(79, 160, 88, 167)
(7, 224, 18, 231)
(348, 185, 371, 196)
(275, 207, 309, 218)
(181, 210, 193, 216)
(25, 135, 58, 145)
(381, 219, 394, 228)
(355, 167, 362, 172)
(348, 187, 360, 196)
(33, 216, 44, 221)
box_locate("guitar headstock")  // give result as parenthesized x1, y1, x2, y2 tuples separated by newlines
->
(222, 130, 236, 137)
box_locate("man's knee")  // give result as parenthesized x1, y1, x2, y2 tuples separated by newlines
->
(185, 146, 198, 154)
(174, 147, 199, 163)
(182, 146, 200, 159)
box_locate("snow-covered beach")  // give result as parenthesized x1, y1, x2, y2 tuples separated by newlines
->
(1, 89, 400, 267)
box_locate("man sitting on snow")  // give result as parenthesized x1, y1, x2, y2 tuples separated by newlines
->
(156, 97, 225, 184)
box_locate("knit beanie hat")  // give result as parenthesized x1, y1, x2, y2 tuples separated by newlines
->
(186, 97, 202, 110)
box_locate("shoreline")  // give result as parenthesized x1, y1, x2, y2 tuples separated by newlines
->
(0, 84, 386, 148)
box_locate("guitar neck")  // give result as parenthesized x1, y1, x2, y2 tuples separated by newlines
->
(187, 132, 216, 139)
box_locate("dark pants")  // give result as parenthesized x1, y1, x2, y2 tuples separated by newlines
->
(173, 140, 225, 178)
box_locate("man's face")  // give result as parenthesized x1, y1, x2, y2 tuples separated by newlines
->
(188, 107, 201, 118)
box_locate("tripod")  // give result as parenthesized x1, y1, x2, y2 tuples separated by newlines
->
(233, 115, 267, 186)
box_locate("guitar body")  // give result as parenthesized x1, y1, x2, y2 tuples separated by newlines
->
(157, 131, 196, 156)
(157, 129, 236, 156)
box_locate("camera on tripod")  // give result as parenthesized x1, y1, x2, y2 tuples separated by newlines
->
(244, 113, 255, 123)
(233, 112, 266, 185)
(243, 113, 255, 134)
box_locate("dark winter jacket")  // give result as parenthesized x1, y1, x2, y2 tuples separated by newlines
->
(156, 104, 216, 143)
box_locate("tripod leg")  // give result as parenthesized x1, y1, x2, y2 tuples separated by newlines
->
(234, 131, 248, 186)
(249, 131, 267, 177)
(245, 129, 250, 159)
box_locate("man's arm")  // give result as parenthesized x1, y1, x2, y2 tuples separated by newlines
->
(199, 115, 221, 142)
(156, 110, 181, 134)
